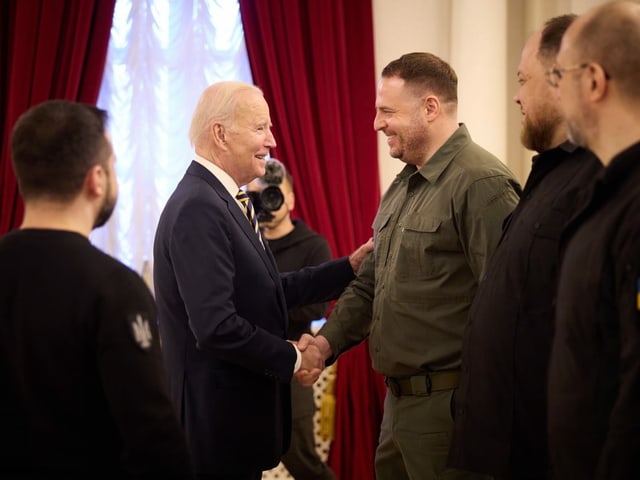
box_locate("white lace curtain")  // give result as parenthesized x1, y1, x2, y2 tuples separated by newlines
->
(91, 0, 253, 278)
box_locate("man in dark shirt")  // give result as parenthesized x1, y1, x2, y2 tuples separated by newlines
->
(248, 159, 337, 480)
(0, 100, 192, 478)
(447, 15, 601, 479)
(548, 2, 640, 478)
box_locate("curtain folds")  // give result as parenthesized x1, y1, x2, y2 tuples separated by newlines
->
(91, 0, 254, 271)
(0, 0, 116, 235)
(239, 1, 385, 478)
(239, 0, 380, 258)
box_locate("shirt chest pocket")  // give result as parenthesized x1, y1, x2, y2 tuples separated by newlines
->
(525, 197, 571, 241)
(395, 216, 459, 280)
(527, 216, 564, 240)
(372, 212, 392, 261)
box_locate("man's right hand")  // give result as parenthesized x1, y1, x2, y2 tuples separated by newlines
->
(294, 341, 324, 386)
(298, 332, 333, 361)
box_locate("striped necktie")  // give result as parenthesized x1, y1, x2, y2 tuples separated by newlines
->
(236, 190, 263, 244)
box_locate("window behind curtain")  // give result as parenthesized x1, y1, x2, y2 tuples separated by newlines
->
(91, 0, 253, 279)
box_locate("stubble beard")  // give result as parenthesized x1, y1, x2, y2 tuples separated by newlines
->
(93, 181, 116, 229)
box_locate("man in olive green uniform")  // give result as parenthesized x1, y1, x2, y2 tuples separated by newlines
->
(304, 52, 520, 480)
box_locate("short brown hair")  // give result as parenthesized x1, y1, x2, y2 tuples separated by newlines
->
(381, 52, 458, 104)
(11, 100, 111, 201)
(538, 14, 577, 65)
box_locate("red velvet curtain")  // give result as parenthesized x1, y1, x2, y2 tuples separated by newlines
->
(0, 0, 116, 235)
(239, 1, 386, 478)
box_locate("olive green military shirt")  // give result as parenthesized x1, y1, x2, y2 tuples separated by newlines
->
(319, 124, 521, 377)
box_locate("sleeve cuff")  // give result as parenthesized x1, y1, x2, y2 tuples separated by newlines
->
(292, 343, 302, 374)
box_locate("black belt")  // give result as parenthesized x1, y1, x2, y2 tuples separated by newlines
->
(385, 370, 460, 397)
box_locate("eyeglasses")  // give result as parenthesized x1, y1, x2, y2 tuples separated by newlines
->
(545, 63, 589, 87)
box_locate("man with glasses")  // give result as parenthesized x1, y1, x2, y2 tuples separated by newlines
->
(447, 15, 601, 480)
(545, 63, 589, 88)
(547, 1, 640, 478)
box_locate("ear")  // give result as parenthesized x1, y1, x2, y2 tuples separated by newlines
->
(211, 122, 227, 148)
(286, 190, 295, 212)
(84, 164, 105, 199)
(424, 95, 441, 121)
(585, 62, 608, 101)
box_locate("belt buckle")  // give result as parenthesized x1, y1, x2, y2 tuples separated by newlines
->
(386, 377, 401, 397)
(410, 374, 432, 396)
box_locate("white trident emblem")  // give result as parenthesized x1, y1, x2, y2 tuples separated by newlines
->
(131, 314, 153, 350)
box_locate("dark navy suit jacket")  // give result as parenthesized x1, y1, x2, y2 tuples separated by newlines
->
(153, 161, 354, 476)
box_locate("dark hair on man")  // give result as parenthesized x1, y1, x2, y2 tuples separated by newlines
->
(381, 52, 458, 104)
(11, 100, 111, 201)
(538, 14, 578, 64)
(575, 0, 640, 100)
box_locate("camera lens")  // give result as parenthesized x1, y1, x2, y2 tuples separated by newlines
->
(260, 186, 284, 211)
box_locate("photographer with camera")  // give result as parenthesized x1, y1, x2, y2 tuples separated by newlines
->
(248, 159, 337, 480)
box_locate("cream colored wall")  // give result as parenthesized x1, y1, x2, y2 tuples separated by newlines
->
(372, 0, 605, 192)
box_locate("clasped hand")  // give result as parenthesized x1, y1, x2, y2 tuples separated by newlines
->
(292, 333, 333, 386)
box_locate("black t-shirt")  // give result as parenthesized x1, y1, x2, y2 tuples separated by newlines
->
(0, 229, 192, 478)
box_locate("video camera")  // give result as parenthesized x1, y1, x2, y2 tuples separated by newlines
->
(247, 159, 286, 221)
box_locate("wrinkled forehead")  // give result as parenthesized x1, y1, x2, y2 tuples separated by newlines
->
(235, 90, 269, 119)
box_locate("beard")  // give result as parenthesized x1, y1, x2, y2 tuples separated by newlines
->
(390, 119, 430, 165)
(93, 177, 117, 229)
(520, 107, 562, 153)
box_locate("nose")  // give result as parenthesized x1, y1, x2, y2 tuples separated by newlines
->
(373, 111, 385, 132)
(513, 89, 521, 106)
(266, 128, 277, 148)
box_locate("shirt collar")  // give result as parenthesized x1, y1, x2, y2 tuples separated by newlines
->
(403, 123, 473, 185)
(193, 154, 240, 199)
(531, 140, 579, 165)
(602, 140, 640, 186)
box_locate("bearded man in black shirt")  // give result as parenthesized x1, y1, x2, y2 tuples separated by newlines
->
(448, 14, 601, 480)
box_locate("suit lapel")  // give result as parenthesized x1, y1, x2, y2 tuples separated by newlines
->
(185, 162, 283, 289)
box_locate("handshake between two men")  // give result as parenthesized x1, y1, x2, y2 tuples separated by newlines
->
(291, 237, 374, 387)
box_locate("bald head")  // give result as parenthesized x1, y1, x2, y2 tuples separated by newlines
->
(570, 1, 640, 102)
